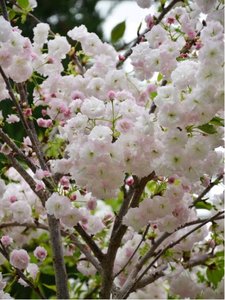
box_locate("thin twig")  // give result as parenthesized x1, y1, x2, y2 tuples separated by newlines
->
(191, 174, 224, 207)
(0, 0, 9, 20)
(114, 224, 150, 278)
(0, 128, 37, 173)
(116, 0, 183, 67)
(123, 210, 224, 298)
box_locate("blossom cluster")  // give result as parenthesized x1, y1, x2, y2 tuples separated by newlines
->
(0, 0, 224, 299)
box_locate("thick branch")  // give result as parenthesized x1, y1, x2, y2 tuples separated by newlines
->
(99, 185, 134, 299)
(47, 215, 69, 299)
(130, 171, 155, 208)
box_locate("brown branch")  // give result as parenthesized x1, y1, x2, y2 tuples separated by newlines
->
(0, 128, 37, 173)
(75, 224, 104, 263)
(118, 210, 224, 298)
(0, 0, 8, 20)
(134, 251, 216, 291)
(69, 233, 102, 273)
(47, 215, 69, 299)
(130, 171, 155, 208)
(0, 221, 102, 273)
(191, 173, 224, 207)
(99, 185, 134, 299)
(114, 224, 150, 278)
(125, 210, 224, 298)
(6, 153, 47, 205)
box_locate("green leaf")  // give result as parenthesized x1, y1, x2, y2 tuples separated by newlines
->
(198, 123, 217, 134)
(44, 137, 65, 159)
(195, 201, 213, 210)
(111, 21, 126, 44)
(157, 73, 163, 82)
(209, 116, 224, 127)
(139, 243, 150, 257)
(206, 265, 224, 288)
(21, 13, 27, 24)
(43, 284, 57, 292)
(150, 91, 157, 100)
(17, 0, 29, 9)
(147, 180, 157, 193)
(8, 9, 16, 21)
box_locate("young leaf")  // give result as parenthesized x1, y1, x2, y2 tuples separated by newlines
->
(111, 21, 126, 44)
(194, 201, 213, 210)
(209, 116, 224, 127)
(206, 265, 224, 288)
(17, 0, 29, 9)
(198, 124, 217, 134)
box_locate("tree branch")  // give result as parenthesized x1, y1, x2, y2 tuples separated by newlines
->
(118, 210, 224, 298)
(114, 224, 150, 278)
(191, 173, 224, 207)
(125, 210, 224, 298)
(0, 128, 37, 173)
(0, 0, 9, 20)
(0, 221, 102, 274)
(75, 224, 104, 263)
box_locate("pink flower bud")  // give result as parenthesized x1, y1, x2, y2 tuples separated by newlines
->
(125, 176, 134, 186)
(69, 193, 77, 201)
(145, 14, 154, 29)
(107, 90, 116, 100)
(10, 249, 30, 270)
(33, 246, 47, 261)
(167, 17, 175, 24)
(168, 176, 176, 184)
(9, 195, 17, 203)
(87, 197, 97, 210)
(60, 176, 70, 188)
(24, 108, 32, 117)
(118, 54, 125, 61)
(35, 181, 45, 191)
(1, 235, 13, 247)
(41, 109, 47, 117)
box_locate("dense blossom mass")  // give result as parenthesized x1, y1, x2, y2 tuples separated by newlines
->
(0, 0, 224, 299)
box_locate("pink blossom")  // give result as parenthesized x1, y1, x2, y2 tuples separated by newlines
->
(1, 235, 13, 247)
(10, 249, 30, 270)
(33, 246, 47, 261)
(35, 181, 45, 191)
(37, 118, 53, 128)
(6, 114, 20, 124)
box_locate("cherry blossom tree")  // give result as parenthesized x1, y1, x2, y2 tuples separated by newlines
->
(0, 0, 224, 299)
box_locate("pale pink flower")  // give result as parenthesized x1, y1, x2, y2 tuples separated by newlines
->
(10, 249, 30, 270)
(1, 236, 13, 247)
(33, 246, 47, 261)
(6, 114, 20, 124)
